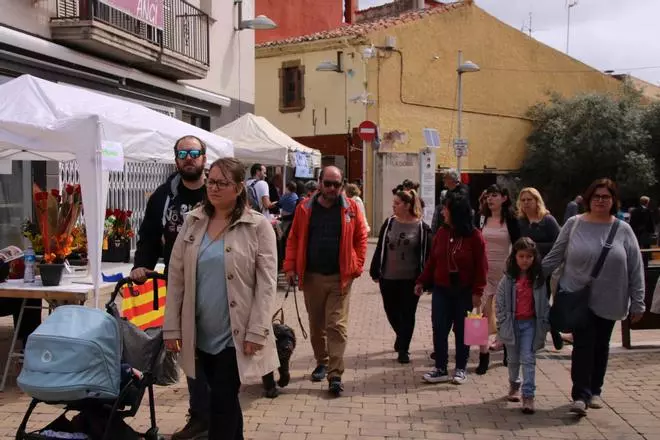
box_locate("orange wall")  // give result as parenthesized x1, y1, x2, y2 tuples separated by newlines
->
(255, 0, 344, 44)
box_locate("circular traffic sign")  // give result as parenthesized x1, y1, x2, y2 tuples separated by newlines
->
(358, 120, 377, 142)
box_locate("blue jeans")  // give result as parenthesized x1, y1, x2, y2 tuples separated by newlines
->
(431, 285, 473, 371)
(187, 355, 211, 421)
(506, 319, 536, 398)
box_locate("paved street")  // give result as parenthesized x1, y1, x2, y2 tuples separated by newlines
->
(1, 244, 660, 439)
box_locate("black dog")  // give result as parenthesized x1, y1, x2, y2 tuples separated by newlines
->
(261, 322, 296, 398)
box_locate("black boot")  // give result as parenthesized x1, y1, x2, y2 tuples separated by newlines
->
(476, 352, 490, 375)
(503, 346, 508, 367)
(262, 372, 279, 398)
(277, 366, 291, 388)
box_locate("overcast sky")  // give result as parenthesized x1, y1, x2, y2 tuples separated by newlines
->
(359, 0, 660, 85)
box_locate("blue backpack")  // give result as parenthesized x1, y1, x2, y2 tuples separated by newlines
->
(247, 180, 261, 211)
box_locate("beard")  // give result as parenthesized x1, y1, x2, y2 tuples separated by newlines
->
(178, 163, 204, 181)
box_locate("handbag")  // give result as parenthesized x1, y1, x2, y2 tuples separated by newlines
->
(464, 309, 489, 346)
(550, 219, 620, 333)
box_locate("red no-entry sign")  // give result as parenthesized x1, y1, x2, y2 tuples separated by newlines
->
(358, 120, 377, 142)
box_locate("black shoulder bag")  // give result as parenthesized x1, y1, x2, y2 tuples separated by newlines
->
(550, 219, 620, 333)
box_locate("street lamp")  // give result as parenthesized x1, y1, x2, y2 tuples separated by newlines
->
(456, 51, 480, 175)
(234, 0, 277, 30)
(316, 52, 344, 73)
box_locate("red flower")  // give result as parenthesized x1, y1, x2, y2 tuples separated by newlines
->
(113, 209, 121, 218)
(65, 185, 74, 195)
(74, 185, 81, 194)
(50, 189, 60, 197)
(127, 210, 133, 217)
(105, 209, 113, 218)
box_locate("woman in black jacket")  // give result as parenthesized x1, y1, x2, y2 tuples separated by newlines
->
(476, 184, 521, 374)
(370, 189, 432, 364)
(517, 187, 563, 350)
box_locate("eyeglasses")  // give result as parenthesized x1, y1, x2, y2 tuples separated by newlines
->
(323, 180, 342, 189)
(592, 194, 612, 202)
(176, 149, 203, 160)
(207, 179, 233, 190)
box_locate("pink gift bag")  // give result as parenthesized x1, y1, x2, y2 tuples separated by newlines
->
(464, 311, 489, 346)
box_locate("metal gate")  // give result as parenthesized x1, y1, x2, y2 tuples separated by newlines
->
(59, 161, 176, 249)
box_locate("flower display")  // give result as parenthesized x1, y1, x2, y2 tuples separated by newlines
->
(32, 183, 83, 264)
(104, 209, 135, 243)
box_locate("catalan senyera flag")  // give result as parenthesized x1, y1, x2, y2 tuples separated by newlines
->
(121, 278, 167, 330)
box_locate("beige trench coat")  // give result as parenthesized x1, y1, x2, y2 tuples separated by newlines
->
(163, 207, 280, 383)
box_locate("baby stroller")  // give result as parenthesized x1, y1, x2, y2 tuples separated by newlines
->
(15, 273, 170, 440)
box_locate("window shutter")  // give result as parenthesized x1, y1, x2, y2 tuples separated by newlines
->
(298, 65, 306, 108)
(278, 68, 285, 109)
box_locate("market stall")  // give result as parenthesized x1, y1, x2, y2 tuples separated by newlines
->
(213, 112, 321, 177)
(0, 74, 234, 307)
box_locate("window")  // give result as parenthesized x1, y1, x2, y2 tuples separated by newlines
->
(279, 60, 305, 113)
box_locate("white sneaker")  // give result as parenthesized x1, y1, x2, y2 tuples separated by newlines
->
(422, 368, 451, 383)
(570, 400, 587, 416)
(588, 395, 603, 409)
(452, 369, 467, 385)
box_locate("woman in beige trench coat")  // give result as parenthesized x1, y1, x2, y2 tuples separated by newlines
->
(164, 157, 279, 440)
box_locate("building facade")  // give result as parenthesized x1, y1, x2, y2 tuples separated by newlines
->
(0, 0, 257, 246)
(255, 0, 622, 230)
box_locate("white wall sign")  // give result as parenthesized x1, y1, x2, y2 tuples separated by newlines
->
(101, 141, 125, 172)
(294, 151, 313, 178)
(419, 149, 436, 226)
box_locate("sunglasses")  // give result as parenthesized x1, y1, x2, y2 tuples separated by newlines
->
(323, 180, 342, 189)
(176, 149, 203, 160)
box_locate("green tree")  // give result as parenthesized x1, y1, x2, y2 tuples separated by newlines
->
(520, 89, 655, 215)
(642, 102, 660, 187)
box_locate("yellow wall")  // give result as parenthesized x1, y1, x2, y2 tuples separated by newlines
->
(366, 3, 623, 172)
(255, 45, 367, 136)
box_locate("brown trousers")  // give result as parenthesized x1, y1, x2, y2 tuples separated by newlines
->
(302, 273, 352, 380)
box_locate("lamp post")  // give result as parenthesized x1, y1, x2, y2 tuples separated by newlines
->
(316, 53, 349, 177)
(456, 50, 480, 175)
(234, 0, 277, 30)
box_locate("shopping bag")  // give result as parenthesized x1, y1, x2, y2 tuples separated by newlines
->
(464, 310, 489, 346)
(121, 278, 167, 330)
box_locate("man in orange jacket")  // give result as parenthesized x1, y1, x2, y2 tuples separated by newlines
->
(284, 166, 368, 396)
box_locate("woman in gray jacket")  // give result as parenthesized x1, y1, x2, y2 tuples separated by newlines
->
(542, 179, 645, 416)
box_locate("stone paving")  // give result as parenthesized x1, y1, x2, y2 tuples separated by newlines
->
(2, 244, 660, 439)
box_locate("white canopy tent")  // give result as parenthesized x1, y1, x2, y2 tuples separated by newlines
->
(0, 74, 234, 306)
(213, 113, 321, 168)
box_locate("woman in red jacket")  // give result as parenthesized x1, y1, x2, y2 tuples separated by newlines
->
(415, 194, 488, 385)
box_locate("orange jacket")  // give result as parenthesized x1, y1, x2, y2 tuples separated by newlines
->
(284, 194, 368, 290)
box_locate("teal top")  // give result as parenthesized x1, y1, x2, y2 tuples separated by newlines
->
(195, 233, 233, 355)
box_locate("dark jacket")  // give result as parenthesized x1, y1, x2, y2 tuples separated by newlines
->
(431, 183, 470, 234)
(369, 217, 432, 280)
(630, 205, 655, 243)
(518, 214, 561, 258)
(132, 173, 205, 272)
(416, 226, 488, 296)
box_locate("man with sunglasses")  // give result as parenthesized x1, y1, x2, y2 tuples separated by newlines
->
(284, 166, 368, 397)
(130, 135, 209, 440)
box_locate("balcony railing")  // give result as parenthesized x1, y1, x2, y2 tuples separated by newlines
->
(52, 0, 209, 67)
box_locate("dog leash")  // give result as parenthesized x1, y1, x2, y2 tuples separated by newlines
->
(272, 282, 308, 340)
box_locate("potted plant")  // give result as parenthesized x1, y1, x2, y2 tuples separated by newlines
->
(102, 209, 134, 263)
(32, 183, 83, 286)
